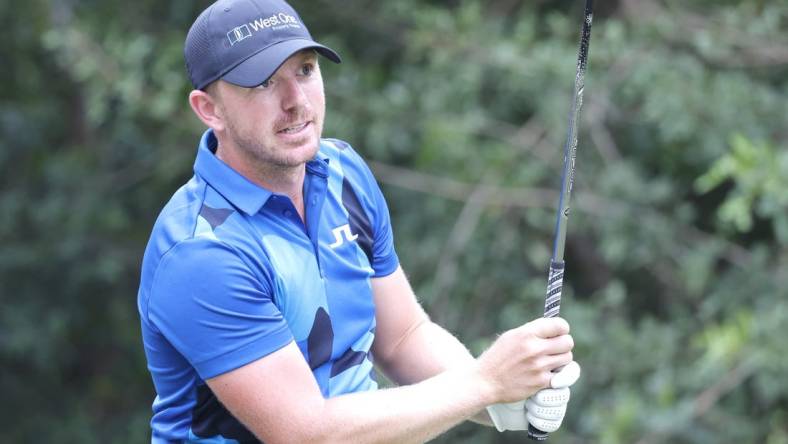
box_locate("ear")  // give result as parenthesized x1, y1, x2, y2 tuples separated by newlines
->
(188, 88, 226, 132)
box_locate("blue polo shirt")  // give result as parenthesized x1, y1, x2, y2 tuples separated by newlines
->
(137, 129, 399, 443)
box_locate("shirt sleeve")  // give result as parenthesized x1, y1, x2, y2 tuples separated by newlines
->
(342, 145, 400, 277)
(367, 173, 399, 277)
(147, 238, 293, 380)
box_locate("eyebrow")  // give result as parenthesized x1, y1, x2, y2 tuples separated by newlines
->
(298, 49, 319, 60)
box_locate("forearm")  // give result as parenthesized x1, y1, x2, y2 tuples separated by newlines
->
(209, 342, 497, 444)
(316, 363, 495, 444)
(210, 314, 574, 443)
(377, 321, 471, 383)
(376, 320, 494, 426)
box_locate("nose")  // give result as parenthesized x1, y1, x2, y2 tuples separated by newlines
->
(279, 77, 309, 112)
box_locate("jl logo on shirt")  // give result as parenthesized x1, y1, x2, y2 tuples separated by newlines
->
(329, 224, 358, 249)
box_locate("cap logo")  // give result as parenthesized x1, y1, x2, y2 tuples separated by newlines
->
(227, 12, 303, 46)
(227, 25, 253, 46)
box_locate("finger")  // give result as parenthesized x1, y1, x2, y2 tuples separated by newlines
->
(551, 361, 581, 389)
(526, 413, 562, 433)
(526, 317, 570, 339)
(540, 351, 573, 372)
(530, 387, 570, 407)
(541, 334, 574, 356)
(526, 398, 567, 421)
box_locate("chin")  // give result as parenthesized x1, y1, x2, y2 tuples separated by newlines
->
(275, 141, 320, 167)
(296, 132, 322, 158)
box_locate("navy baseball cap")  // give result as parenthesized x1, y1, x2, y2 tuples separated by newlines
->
(185, 0, 341, 90)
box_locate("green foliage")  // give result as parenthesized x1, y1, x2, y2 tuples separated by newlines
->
(696, 134, 788, 241)
(2, 0, 787, 442)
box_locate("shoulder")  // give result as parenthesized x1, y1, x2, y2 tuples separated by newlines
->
(321, 137, 354, 153)
(320, 138, 368, 168)
(319, 138, 380, 190)
(138, 177, 268, 313)
(144, 235, 275, 324)
(152, 236, 257, 295)
(139, 178, 206, 294)
(140, 228, 241, 321)
(143, 175, 253, 265)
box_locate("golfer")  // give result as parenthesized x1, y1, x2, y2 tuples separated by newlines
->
(137, 0, 580, 442)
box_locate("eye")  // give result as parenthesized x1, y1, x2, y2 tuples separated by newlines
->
(255, 79, 272, 89)
(300, 63, 315, 76)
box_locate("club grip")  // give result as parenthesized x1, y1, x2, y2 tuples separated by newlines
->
(528, 424, 550, 441)
(543, 260, 565, 318)
(527, 260, 566, 441)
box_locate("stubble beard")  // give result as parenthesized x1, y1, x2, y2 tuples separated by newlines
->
(226, 114, 322, 172)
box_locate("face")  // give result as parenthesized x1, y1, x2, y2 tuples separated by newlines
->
(214, 50, 325, 170)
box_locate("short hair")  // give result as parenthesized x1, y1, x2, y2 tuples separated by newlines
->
(203, 81, 222, 101)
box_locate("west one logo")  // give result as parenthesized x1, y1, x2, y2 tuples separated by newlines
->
(227, 12, 301, 46)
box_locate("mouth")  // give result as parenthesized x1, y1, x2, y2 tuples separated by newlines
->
(277, 121, 311, 135)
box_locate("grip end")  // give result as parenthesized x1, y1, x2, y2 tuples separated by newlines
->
(527, 424, 550, 441)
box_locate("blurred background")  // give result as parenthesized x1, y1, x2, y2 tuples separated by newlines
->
(1, 0, 787, 442)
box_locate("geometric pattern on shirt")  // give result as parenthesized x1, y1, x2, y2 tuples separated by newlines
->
(341, 178, 374, 265)
(307, 307, 334, 370)
(199, 205, 234, 230)
(191, 383, 260, 443)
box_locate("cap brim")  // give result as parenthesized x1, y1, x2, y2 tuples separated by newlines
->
(221, 38, 341, 88)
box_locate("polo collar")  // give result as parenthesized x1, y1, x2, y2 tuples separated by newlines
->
(193, 129, 329, 216)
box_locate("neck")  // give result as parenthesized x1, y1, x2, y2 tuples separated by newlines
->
(252, 162, 307, 205)
(215, 140, 308, 219)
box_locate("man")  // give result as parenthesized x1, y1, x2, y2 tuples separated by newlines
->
(137, 0, 580, 442)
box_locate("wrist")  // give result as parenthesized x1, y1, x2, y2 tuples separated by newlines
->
(471, 358, 500, 406)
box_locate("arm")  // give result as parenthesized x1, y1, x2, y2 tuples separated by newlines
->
(150, 240, 510, 443)
(154, 240, 572, 443)
(370, 267, 474, 382)
(207, 340, 496, 444)
(369, 267, 581, 431)
(206, 264, 490, 442)
(370, 266, 494, 425)
(207, 315, 572, 444)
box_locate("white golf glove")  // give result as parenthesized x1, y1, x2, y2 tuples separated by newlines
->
(486, 361, 581, 433)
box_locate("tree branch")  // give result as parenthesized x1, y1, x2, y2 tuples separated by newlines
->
(368, 161, 753, 270)
(635, 356, 760, 444)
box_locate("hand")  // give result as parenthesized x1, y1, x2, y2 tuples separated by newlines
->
(477, 317, 574, 404)
(486, 361, 581, 432)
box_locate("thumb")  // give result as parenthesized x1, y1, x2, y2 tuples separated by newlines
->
(551, 361, 581, 389)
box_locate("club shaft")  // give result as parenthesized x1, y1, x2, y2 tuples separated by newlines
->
(528, 0, 594, 441)
(550, 0, 594, 270)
